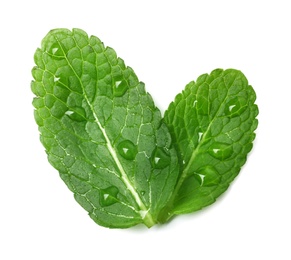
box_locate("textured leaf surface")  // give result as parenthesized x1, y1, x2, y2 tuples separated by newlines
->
(31, 28, 179, 228)
(32, 28, 259, 228)
(159, 69, 258, 222)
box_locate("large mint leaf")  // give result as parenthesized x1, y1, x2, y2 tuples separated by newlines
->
(31, 29, 179, 228)
(159, 69, 258, 222)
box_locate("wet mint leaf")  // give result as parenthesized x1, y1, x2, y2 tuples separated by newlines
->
(158, 69, 258, 222)
(31, 28, 179, 228)
(32, 29, 258, 228)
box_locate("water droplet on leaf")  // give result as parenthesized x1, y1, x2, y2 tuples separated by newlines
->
(99, 186, 119, 207)
(47, 42, 64, 58)
(154, 157, 160, 164)
(115, 81, 122, 88)
(66, 106, 86, 122)
(117, 140, 138, 160)
(198, 132, 203, 142)
(224, 96, 248, 118)
(65, 110, 74, 116)
(194, 173, 205, 186)
(152, 147, 170, 169)
(208, 142, 233, 160)
(113, 80, 129, 97)
(54, 76, 60, 82)
(195, 166, 221, 186)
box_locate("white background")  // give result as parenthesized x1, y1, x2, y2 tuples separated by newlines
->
(1, 0, 290, 259)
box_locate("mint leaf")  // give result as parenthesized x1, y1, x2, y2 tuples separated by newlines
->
(31, 28, 179, 228)
(32, 29, 258, 228)
(158, 69, 258, 222)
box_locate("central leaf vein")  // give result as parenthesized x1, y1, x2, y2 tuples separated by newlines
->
(54, 35, 154, 224)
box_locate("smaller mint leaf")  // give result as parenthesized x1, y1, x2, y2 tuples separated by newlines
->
(159, 69, 258, 222)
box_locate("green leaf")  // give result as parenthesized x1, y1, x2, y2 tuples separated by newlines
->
(158, 69, 258, 222)
(31, 28, 179, 228)
(32, 28, 259, 228)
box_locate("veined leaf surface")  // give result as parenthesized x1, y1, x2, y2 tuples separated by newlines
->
(32, 29, 259, 228)
(31, 28, 179, 228)
(159, 69, 258, 222)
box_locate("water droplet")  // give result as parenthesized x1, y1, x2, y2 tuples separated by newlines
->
(54, 76, 60, 82)
(195, 166, 221, 187)
(66, 106, 86, 122)
(113, 80, 129, 97)
(152, 147, 170, 169)
(47, 42, 65, 58)
(52, 48, 58, 54)
(154, 157, 160, 164)
(65, 110, 74, 115)
(117, 140, 138, 160)
(194, 174, 205, 186)
(208, 142, 233, 160)
(198, 132, 203, 142)
(224, 96, 248, 118)
(99, 186, 119, 207)
(115, 81, 122, 87)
